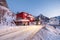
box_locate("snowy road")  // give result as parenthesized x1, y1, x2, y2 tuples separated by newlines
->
(0, 25, 43, 40)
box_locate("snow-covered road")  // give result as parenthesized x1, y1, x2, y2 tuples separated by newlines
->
(0, 25, 43, 40)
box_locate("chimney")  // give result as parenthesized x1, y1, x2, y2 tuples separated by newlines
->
(0, 0, 8, 8)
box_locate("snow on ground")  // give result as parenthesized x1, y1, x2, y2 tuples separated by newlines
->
(31, 24, 60, 40)
(0, 25, 60, 40)
(0, 25, 43, 40)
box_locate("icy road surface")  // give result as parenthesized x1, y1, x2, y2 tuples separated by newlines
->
(0, 25, 44, 40)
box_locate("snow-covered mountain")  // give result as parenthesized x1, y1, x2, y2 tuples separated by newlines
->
(35, 14, 49, 25)
(0, 5, 16, 26)
(37, 14, 49, 22)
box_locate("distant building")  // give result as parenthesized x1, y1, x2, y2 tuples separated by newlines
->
(49, 16, 60, 25)
(15, 12, 35, 25)
(0, 0, 8, 8)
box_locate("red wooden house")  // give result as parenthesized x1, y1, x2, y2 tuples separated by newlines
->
(15, 12, 35, 25)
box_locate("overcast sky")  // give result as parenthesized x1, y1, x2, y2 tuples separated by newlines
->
(6, 0, 60, 18)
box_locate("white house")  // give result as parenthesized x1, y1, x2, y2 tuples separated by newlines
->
(49, 17, 60, 25)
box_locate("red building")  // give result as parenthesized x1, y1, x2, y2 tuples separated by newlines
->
(15, 12, 35, 25)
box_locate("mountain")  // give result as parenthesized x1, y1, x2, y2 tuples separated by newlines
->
(0, 0, 8, 8)
(35, 14, 49, 23)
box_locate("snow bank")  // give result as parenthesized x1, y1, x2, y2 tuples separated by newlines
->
(31, 25, 60, 40)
